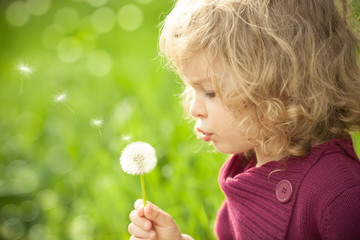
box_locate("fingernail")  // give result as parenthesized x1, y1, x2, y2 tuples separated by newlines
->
(149, 232, 155, 239)
(144, 222, 150, 229)
(145, 205, 152, 214)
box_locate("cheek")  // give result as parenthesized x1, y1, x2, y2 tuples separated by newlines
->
(213, 135, 252, 154)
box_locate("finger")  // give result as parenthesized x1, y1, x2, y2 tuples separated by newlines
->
(135, 200, 157, 218)
(130, 236, 144, 240)
(143, 204, 174, 228)
(129, 210, 152, 230)
(136, 206, 145, 218)
(135, 199, 156, 210)
(128, 223, 155, 239)
(130, 234, 153, 240)
(134, 199, 143, 210)
(130, 235, 156, 240)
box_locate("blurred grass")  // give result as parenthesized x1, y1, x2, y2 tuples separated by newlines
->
(0, 0, 359, 240)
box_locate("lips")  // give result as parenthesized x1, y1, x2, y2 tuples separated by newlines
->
(196, 128, 213, 142)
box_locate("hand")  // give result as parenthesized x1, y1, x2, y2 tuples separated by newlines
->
(128, 199, 188, 240)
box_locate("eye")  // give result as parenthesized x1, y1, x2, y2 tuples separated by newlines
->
(205, 92, 216, 98)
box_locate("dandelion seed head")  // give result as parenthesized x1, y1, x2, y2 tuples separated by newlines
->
(120, 141, 157, 175)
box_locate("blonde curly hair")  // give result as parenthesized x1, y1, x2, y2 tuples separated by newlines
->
(159, 0, 360, 158)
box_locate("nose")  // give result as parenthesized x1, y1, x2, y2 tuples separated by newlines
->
(190, 95, 207, 118)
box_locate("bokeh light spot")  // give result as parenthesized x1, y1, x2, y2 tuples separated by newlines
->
(93, 175, 115, 194)
(70, 215, 94, 240)
(46, 145, 74, 174)
(161, 164, 173, 178)
(20, 201, 40, 222)
(114, 99, 134, 123)
(57, 37, 83, 63)
(86, 0, 108, 7)
(26, 0, 51, 16)
(86, 50, 113, 77)
(5, 1, 30, 27)
(91, 7, 115, 33)
(36, 189, 58, 211)
(1, 204, 21, 221)
(5, 160, 39, 194)
(117, 4, 143, 31)
(42, 25, 65, 49)
(28, 224, 46, 240)
(54, 7, 80, 33)
(0, 218, 25, 240)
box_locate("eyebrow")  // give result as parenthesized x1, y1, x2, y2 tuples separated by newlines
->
(184, 76, 211, 86)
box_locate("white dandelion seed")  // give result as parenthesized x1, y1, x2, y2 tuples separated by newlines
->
(122, 135, 131, 141)
(91, 117, 103, 136)
(54, 92, 67, 103)
(16, 60, 34, 96)
(120, 141, 157, 206)
(53, 91, 75, 114)
(18, 64, 32, 75)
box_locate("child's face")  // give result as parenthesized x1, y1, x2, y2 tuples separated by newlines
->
(183, 53, 255, 154)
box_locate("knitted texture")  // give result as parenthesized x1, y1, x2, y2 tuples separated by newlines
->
(215, 137, 360, 239)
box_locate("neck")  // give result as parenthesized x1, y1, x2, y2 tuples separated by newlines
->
(254, 147, 285, 167)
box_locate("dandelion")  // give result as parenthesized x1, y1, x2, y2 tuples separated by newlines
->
(53, 91, 75, 114)
(120, 141, 157, 206)
(90, 117, 103, 136)
(16, 60, 34, 96)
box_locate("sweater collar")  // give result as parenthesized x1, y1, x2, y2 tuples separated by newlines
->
(217, 137, 354, 239)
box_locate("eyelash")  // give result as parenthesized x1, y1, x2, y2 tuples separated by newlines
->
(205, 92, 216, 98)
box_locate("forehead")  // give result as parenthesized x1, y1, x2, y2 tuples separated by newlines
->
(181, 52, 229, 86)
(182, 53, 208, 79)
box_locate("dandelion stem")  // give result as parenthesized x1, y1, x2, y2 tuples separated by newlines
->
(97, 127, 102, 137)
(64, 103, 75, 114)
(20, 78, 23, 96)
(140, 174, 147, 206)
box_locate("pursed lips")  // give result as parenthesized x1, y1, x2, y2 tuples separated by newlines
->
(196, 128, 213, 142)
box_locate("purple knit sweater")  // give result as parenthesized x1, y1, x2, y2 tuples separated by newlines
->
(215, 137, 360, 239)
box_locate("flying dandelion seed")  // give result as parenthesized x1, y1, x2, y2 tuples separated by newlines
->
(120, 141, 157, 206)
(16, 60, 34, 96)
(54, 92, 66, 103)
(90, 117, 103, 136)
(18, 65, 32, 74)
(53, 91, 75, 114)
(122, 135, 131, 141)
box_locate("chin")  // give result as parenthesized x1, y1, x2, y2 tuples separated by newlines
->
(213, 145, 237, 155)
(213, 142, 251, 155)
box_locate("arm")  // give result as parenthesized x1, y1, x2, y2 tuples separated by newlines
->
(128, 199, 194, 240)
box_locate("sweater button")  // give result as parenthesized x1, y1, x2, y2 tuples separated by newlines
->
(275, 180, 293, 203)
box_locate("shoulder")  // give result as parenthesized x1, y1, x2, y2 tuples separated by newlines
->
(304, 143, 360, 191)
(299, 142, 360, 238)
(300, 140, 360, 201)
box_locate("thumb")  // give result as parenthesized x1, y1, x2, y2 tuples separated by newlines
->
(144, 203, 174, 228)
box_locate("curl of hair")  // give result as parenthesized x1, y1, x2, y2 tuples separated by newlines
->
(159, 0, 360, 158)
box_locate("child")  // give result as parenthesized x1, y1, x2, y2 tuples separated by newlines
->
(128, 0, 360, 239)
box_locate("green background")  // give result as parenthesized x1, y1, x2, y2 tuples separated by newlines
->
(0, 0, 359, 239)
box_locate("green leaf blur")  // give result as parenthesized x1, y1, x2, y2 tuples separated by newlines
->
(0, 0, 359, 240)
